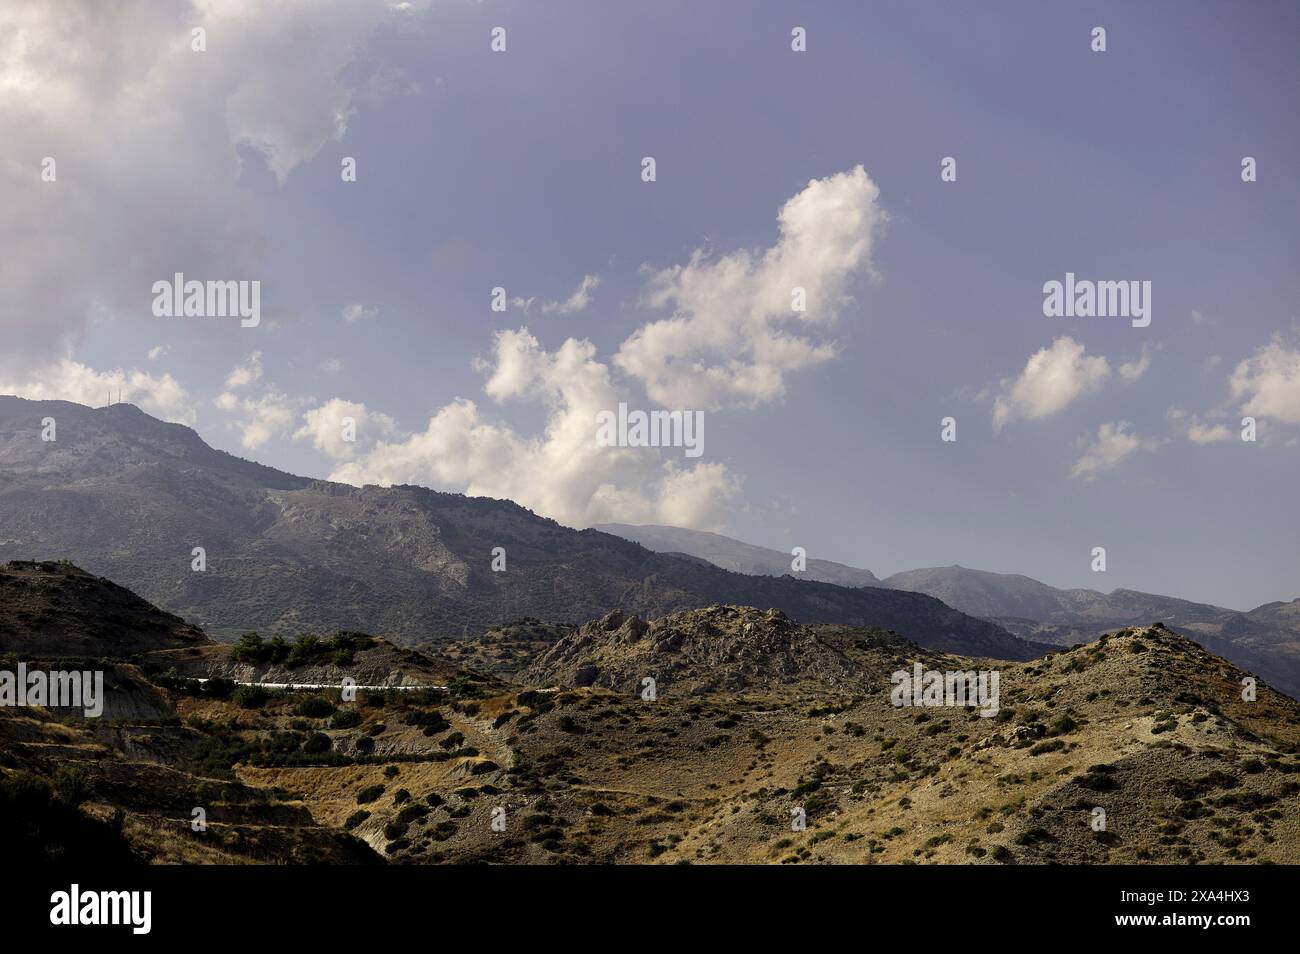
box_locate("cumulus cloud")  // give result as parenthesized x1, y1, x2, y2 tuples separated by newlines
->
(327, 169, 886, 527)
(294, 398, 396, 459)
(331, 327, 741, 528)
(1119, 343, 1153, 382)
(0, 0, 426, 369)
(0, 360, 194, 424)
(216, 390, 300, 450)
(1229, 334, 1300, 426)
(211, 353, 304, 449)
(1070, 421, 1152, 479)
(992, 337, 1111, 431)
(542, 275, 600, 314)
(223, 351, 264, 390)
(615, 165, 886, 409)
(1187, 420, 1232, 444)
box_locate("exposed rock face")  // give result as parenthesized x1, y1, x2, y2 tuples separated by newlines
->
(524, 605, 874, 695)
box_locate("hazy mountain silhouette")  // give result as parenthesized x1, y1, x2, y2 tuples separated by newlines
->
(0, 397, 1044, 660)
(597, 523, 1300, 699)
(594, 523, 882, 587)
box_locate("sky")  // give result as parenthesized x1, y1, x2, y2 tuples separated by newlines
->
(2, 0, 1298, 610)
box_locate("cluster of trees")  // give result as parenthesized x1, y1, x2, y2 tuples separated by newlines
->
(231, 631, 376, 668)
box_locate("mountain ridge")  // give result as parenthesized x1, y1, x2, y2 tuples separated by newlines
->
(0, 396, 1045, 662)
(592, 522, 882, 588)
(595, 523, 1300, 699)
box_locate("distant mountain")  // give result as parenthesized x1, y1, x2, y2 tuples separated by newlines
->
(593, 524, 1300, 700)
(884, 565, 1095, 620)
(0, 397, 1044, 661)
(593, 523, 882, 588)
(882, 566, 1300, 700)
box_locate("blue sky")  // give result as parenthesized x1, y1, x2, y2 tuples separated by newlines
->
(3, 0, 1298, 609)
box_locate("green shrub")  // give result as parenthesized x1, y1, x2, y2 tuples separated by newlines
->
(296, 697, 336, 718)
(330, 709, 362, 729)
(232, 685, 269, 709)
(302, 733, 332, 754)
(51, 765, 92, 806)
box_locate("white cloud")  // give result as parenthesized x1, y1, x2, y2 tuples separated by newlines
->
(1070, 421, 1151, 479)
(329, 170, 885, 528)
(1229, 334, 1300, 425)
(331, 327, 740, 528)
(0, 359, 194, 424)
(216, 390, 300, 450)
(0, 0, 427, 369)
(615, 165, 886, 409)
(223, 352, 264, 390)
(1168, 405, 1232, 444)
(321, 358, 343, 373)
(1118, 343, 1152, 382)
(542, 274, 600, 314)
(212, 352, 305, 448)
(992, 337, 1111, 431)
(342, 303, 378, 324)
(1187, 420, 1232, 444)
(147, 345, 170, 362)
(294, 398, 396, 459)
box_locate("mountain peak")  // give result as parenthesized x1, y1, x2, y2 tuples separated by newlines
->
(0, 399, 1036, 661)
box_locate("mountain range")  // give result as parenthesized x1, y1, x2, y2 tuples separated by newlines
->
(4, 560, 1298, 864)
(592, 523, 883, 587)
(0, 397, 1043, 662)
(598, 523, 1300, 699)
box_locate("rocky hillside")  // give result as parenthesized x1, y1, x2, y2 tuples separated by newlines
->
(524, 606, 873, 695)
(3, 568, 1297, 865)
(0, 560, 206, 656)
(0, 397, 1043, 661)
(242, 620, 1300, 865)
(0, 561, 448, 863)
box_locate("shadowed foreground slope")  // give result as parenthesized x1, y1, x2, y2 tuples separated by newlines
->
(2, 564, 1296, 865)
